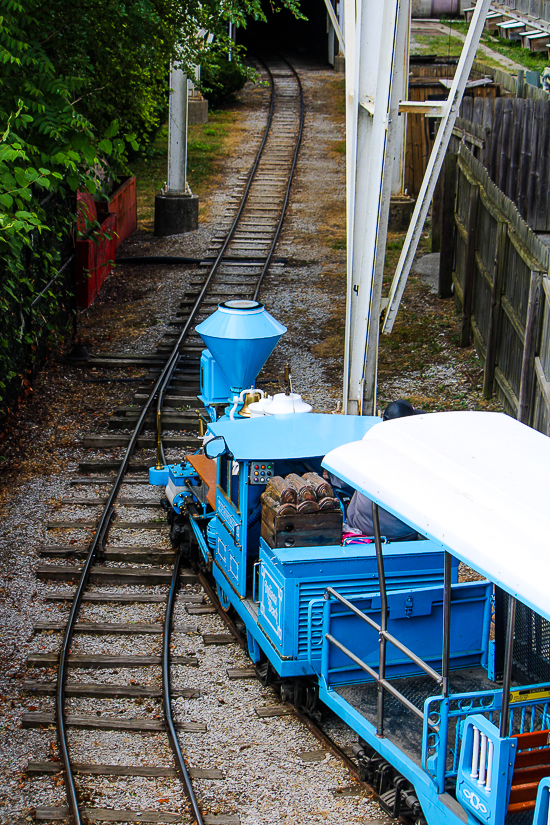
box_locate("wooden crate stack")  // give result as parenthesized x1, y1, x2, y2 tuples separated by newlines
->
(261, 472, 342, 548)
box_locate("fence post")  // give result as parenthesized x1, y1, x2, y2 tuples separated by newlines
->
(518, 270, 544, 424)
(439, 153, 458, 299)
(460, 182, 480, 347)
(432, 169, 443, 254)
(483, 219, 508, 398)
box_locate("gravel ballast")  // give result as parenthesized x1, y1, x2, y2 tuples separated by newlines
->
(0, 61, 395, 824)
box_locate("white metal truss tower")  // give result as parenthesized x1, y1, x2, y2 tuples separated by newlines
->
(342, 0, 492, 415)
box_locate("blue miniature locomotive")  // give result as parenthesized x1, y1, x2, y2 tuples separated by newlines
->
(151, 300, 550, 825)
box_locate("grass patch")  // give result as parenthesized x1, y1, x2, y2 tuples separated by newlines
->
(131, 108, 238, 230)
(414, 32, 467, 57)
(449, 21, 550, 71)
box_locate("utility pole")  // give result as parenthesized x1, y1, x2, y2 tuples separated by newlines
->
(154, 64, 199, 235)
(342, 0, 491, 414)
(342, 0, 409, 415)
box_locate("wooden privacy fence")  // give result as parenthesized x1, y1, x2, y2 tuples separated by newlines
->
(459, 95, 550, 231)
(405, 60, 500, 197)
(451, 143, 550, 435)
(471, 59, 550, 102)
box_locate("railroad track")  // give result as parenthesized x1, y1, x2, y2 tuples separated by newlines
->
(24, 57, 309, 825)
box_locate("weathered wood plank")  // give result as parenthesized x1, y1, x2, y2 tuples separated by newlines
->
(42, 591, 203, 604)
(439, 152, 458, 298)
(33, 621, 197, 635)
(47, 521, 168, 530)
(519, 271, 544, 423)
(483, 220, 508, 399)
(59, 497, 162, 507)
(255, 705, 293, 718)
(26, 653, 198, 668)
(35, 808, 237, 823)
(202, 634, 234, 646)
(78, 460, 164, 473)
(460, 180, 480, 346)
(83, 435, 199, 449)
(226, 667, 256, 680)
(23, 680, 200, 699)
(187, 605, 216, 615)
(22, 711, 206, 732)
(36, 565, 197, 586)
(27, 761, 222, 779)
(35, 807, 183, 823)
(39, 547, 175, 563)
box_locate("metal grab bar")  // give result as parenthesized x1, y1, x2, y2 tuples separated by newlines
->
(325, 633, 425, 721)
(324, 585, 443, 686)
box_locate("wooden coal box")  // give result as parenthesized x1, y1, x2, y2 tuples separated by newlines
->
(261, 507, 342, 549)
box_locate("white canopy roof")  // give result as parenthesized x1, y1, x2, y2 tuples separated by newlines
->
(322, 411, 550, 621)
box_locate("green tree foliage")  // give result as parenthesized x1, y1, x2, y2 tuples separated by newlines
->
(0, 0, 302, 418)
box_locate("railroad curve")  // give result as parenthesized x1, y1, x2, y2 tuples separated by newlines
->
(28, 56, 304, 825)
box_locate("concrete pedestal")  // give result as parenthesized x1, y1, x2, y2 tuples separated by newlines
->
(388, 195, 416, 231)
(154, 192, 199, 235)
(334, 55, 345, 74)
(189, 99, 208, 125)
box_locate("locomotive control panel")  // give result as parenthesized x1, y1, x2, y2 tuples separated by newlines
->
(249, 461, 274, 484)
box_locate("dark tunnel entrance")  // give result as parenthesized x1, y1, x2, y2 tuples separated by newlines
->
(237, 0, 339, 64)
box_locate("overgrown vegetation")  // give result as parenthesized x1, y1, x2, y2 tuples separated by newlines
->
(0, 0, 303, 424)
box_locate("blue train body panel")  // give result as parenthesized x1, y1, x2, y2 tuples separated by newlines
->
(319, 580, 491, 686)
(256, 537, 459, 668)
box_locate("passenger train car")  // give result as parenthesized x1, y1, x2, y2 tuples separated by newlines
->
(151, 300, 550, 825)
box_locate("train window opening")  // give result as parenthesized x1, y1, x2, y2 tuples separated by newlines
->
(218, 454, 230, 496)
(230, 461, 240, 511)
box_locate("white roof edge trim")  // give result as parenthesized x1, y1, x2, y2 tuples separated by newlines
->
(322, 411, 550, 622)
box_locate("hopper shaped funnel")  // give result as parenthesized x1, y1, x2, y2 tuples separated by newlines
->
(196, 300, 286, 392)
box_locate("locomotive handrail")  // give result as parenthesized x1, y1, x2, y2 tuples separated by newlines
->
(324, 631, 425, 721)
(323, 585, 443, 686)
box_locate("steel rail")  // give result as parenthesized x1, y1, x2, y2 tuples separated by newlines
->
(162, 545, 203, 823)
(55, 57, 304, 825)
(253, 56, 305, 302)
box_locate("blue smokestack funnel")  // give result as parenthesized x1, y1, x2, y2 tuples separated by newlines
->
(195, 300, 286, 392)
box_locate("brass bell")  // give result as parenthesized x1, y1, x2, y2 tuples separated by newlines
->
(238, 390, 261, 417)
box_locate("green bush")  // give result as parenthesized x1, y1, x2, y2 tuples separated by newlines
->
(199, 61, 249, 109)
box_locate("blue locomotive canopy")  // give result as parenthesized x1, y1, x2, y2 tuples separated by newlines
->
(207, 412, 381, 460)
